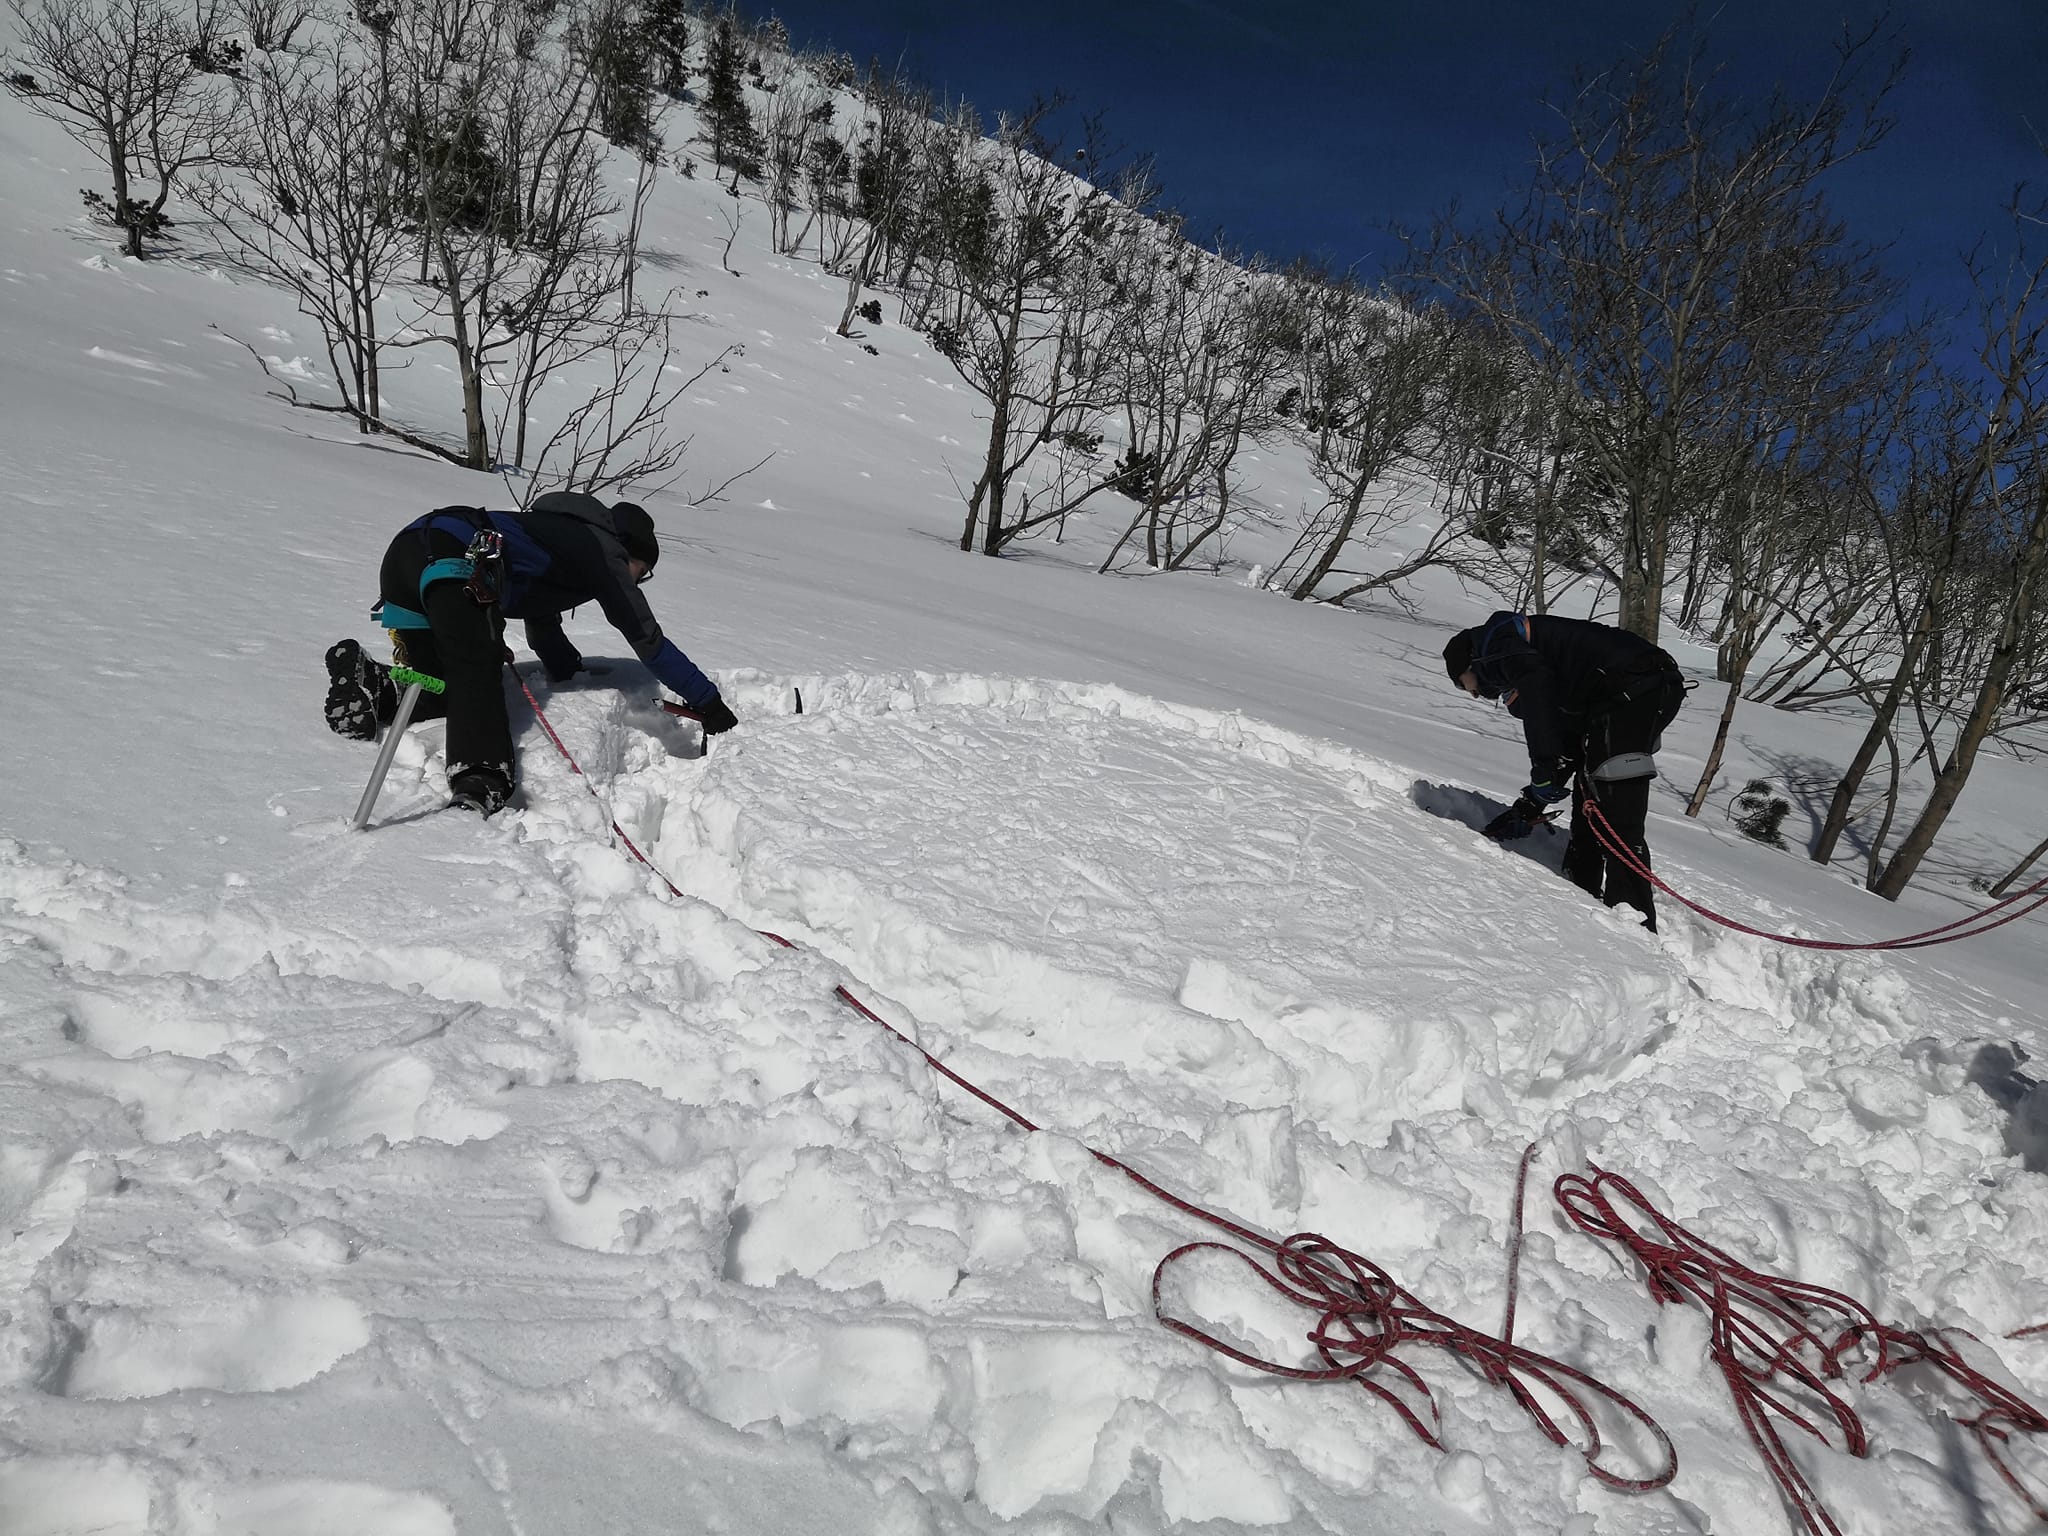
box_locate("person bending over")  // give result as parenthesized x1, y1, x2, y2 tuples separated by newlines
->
(1443, 611, 1685, 930)
(323, 491, 736, 814)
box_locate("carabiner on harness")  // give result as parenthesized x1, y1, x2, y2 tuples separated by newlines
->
(464, 528, 505, 605)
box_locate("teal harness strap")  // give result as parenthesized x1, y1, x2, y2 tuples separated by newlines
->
(370, 557, 477, 630)
(371, 599, 430, 630)
(420, 556, 476, 593)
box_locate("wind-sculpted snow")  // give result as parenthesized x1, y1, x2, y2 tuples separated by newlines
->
(3, 677, 2044, 1534)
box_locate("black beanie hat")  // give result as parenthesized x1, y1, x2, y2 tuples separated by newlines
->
(613, 501, 658, 569)
(1443, 628, 1477, 682)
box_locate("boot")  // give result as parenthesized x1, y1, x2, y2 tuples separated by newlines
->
(448, 763, 514, 817)
(324, 638, 396, 741)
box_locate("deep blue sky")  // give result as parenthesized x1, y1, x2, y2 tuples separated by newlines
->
(762, 0, 2046, 326)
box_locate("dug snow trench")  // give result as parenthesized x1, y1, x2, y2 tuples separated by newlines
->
(2, 671, 2044, 1536)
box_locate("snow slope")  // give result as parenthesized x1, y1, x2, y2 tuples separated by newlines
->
(4, 44, 2048, 1536)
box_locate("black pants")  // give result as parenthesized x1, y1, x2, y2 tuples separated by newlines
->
(379, 531, 514, 786)
(1561, 673, 1686, 931)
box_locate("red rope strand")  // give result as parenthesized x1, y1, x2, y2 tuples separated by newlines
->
(1557, 1165, 2048, 1534)
(1580, 796, 2048, 951)
(512, 684, 1678, 1495)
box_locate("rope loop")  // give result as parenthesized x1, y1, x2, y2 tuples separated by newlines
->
(1557, 1164, 2048, 1534)
(1150, 1213, 1677, 1493)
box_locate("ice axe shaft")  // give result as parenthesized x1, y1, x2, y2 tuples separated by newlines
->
(351, 666, 445, 830)
(658, 687, 801, 726)
(659, 698, 713, 757)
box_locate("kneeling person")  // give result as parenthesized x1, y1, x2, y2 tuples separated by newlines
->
(324, 491, 736, 814)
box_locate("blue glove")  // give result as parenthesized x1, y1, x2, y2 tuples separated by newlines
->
(1521, 777, 1572, 807)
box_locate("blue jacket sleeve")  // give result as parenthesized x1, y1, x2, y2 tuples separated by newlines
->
(647, 637, 718, 709)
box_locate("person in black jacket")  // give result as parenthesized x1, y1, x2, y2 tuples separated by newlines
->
(1443, 611, 1686, 930)
(322, 491, 736, 815)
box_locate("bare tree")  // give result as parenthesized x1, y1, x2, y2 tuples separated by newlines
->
(818, 75, 935, 337)
(192, 35, 409, 438)
(755, 53, 828, 254)
(4, 0, 235, 257)
(618, 141, 658, 315)
(1869, 214, 2048, 896)
(380, 0, 624, 470)
(920, 106, 1134, 555)
(1682, 466, 1850, 815)
(1265, 274, 1462, 600)
(520, 324, 741, 500)
(1408, 22, 1903, 642)
(1810, 377, 2000, 868)
(1094, 234, 1292, 573)
(233, 0, 313, 52)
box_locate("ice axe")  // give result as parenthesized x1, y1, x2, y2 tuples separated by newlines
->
(659, 685, 804, 748)
(351, 665, 445, 830)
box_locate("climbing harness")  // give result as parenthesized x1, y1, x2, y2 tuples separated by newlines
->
(371, 514, 509, 633)
(1588, 750, 1657, 782)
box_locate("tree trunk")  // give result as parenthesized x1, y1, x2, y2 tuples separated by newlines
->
(435, 240, 490, 470)
(1813, 594, 1933, 864)
(1528, 455, 1559, 614)
(970, 299, 1026, 556)
(361, 290, 382, 430)
(513, 327, 541, 470)
(1685, 672, 1742, 817)
(107, 128, 143, 259)
(1872, 500, 2048, 898)
(1864, 723, 1904, 890)
(1989, 827, 2048, 899)
(835, 264, 864, 336)
(1289, 479, 1369, 600)
(960, 478, 986, 552)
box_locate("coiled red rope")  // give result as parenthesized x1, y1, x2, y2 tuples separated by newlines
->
(1557, 1165, 2048, 1535)
(1580, 795, 2048, 950)
(510, 680, 1678, 1494)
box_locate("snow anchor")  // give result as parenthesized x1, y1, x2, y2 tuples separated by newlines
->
(350, 666, 445, 831)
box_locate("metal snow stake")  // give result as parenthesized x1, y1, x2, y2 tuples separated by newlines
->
(351, 665, 445, 830)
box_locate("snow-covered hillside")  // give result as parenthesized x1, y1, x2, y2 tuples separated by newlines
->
(3, 29, 2047, 1536)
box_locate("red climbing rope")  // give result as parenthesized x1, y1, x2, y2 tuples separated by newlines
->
(511, 684, 1678, 1495)
(1580, 795, 2048, 951)
(1556, 1165, 2048, 1535)
(1500, 1138, 1542, 1345)
(513, 673, 689, 900)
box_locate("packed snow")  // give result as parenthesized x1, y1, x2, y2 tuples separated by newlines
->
(3, 30, 2047, 1536)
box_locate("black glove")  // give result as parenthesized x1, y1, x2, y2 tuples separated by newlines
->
(689, 694, 739, 735)
(1483, 796, 1554, 842)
